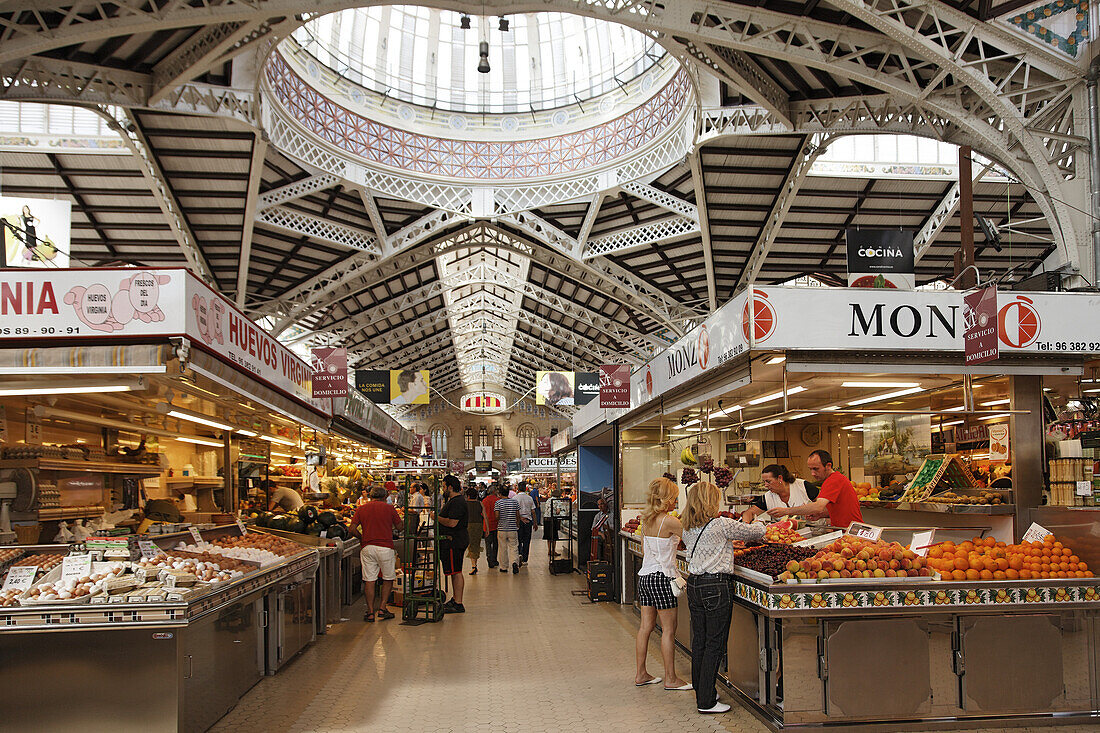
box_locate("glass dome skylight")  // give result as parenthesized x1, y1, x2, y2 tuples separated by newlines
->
(292, 7, 664, 114)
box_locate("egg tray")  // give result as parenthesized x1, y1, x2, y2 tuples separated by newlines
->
(18, 562, 123, 606)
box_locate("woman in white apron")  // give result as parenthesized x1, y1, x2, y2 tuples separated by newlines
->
(740, 464, 816, 523)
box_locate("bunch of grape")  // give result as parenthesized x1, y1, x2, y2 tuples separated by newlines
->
(713, 466, 733, 488)
(699, 456, 715, 474)
(737, 544, 817, 579)
(662, 472, 677, 483)
(681, 468, 698, 485)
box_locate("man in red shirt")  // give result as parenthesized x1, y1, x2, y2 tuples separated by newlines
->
(351, 485, 403, 622)
(767, 449, 863, 528)
(482, 488, 500, 569)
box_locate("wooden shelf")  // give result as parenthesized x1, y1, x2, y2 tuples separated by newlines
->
(166, 476, 223, 489)
(38, 505, 105, 520)
(269, 475, 303, 482)
(0, 458, 161, 476)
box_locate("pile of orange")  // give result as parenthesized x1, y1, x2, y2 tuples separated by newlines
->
(924, 535, 1091, 581)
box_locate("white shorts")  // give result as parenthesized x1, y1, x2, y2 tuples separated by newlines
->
(361, 545, 397, 581)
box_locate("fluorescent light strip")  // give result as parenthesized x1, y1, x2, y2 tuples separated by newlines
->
(681, 417, 701, 427)
(269, 451, 296, 459)
(748, 386, 806, 405)
(789, 413, 816, 419)
(980, 398, 1010, 406)
(1083, 389, 1100, 394)
(847, 387, 923, 406)
(978, 413, 1011, 421)
(842, 423, 863, 430)
(745, 419, 783, 430)
(766, 356, 786, 365)
(841, 381, 920, 389)
(260, 434, 297, 446)
(0, 366, 166, 375)
(931, 420, 964, 431)
(0, 384, 134, 397)
(175, 436, 223, 447)
(167, 409, 235, 432)
(944, 405, 965, 411)
(821, 406, 839, 411)
(236, 429, 259, 437)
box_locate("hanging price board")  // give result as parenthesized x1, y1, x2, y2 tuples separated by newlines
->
(845, 522, 883, 542)
(188, 527, 203, 544)
(2, 566, 37, 592)
(138, 540, 162, 560)
(235, 519, 247, 535)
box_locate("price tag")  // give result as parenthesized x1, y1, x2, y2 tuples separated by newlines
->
(1022, 522, 1053, 543)
(138, 540, 162, 560)
(188, 527, 203, 544)
(235, 519, 247, 535)
(60, 555, 92, 584)
(2, 566, 37, 592)
(845, 522, 883, 542)
(910, 529, 936, 557)
(1076, 481, 1093, 497)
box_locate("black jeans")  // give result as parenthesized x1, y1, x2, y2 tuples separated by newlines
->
(518, 521, 533, 561)
(687, 573, 734, 710)
(485, 529, 498, 568)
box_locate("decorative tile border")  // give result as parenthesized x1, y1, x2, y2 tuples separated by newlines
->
(1003, 0, 1090, 58)
(736, 580, 1100, 612)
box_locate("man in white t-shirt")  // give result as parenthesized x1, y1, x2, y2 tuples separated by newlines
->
(269, 485, 305, 512)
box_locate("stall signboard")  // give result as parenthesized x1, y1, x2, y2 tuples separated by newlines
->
(536, 437, 551, 457)
(599, 365, 630, 408)
(536, 371, 575, 406)
(988, 423, 1010, 462)
(523, 455, 578, 472)
(574, 372, 599, 405)
(845, 228, 915, 290)
(964, 285, 999, 364)
(630, 290, 750, 407)
(310, 347, 347, 398)
(392, 458, 449, 470)
(1, 195, 72, 269)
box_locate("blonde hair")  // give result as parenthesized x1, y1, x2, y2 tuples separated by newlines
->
(639, 477, 678, 527)
(682, 481, 721, 530)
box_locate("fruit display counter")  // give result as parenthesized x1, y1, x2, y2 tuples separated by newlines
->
(621, 529, 1100, 728)
(0, 525, 319, 732)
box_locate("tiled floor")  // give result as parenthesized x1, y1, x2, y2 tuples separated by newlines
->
(211, 536, 1098, 733)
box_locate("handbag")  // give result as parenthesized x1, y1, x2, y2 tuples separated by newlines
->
(671, 518, 715, 597)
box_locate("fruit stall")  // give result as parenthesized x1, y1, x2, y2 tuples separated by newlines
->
(0, 525, 319, 732)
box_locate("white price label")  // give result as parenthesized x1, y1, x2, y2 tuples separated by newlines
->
(1022, 522, 1053, 543)
(235, 519, 247, 535)
(845, 522, 883, 541)
(60, 555, 92, 584)
(910, 529, 936, 557)
(2, 565, 37, 592)
(138, 540, 162, 560)
(1076, 481, 1093, 497)
(188, 527, 203, 544)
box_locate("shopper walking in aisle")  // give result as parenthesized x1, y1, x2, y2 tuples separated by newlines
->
(634, 476, 689, 691)
(437, 475, 469, 613)
(482, 487, 500, 569)
(465, 487, 485, 575)
(515, 481, 537, 565)
(494, 485, 522, 574)
(682, 480, 767, 713)
(529, 482, 543, 527)
(350, 485, 403, 622)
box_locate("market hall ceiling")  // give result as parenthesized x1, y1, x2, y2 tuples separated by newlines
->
(0, 0, 1086, 398)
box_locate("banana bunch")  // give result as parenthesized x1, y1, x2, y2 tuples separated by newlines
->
(332, 463, 362, 482)
(680, 446, 697, 466)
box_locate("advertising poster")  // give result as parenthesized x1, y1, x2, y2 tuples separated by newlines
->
(310, 347, 347, 398)
(600, 364, 631, 408)
(964, 284, 999, 364)
(536, 371, 575, 406)
(390, 369, 430, 404)
(536, 436, 551, 457)
(846, 229, 915, 290)
(573, 371, 599, 405)
(0, 196, 71, 268)
(988, 423, 1010, 463)
(355, 370, 389, 403)
(862, 414, 932, 478)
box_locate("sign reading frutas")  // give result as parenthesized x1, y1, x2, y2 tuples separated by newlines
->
(310, 347, 348, 398)
(963, 284, 999, 364)
(845, 229, 914, 290)
(599, 365, 631, 408)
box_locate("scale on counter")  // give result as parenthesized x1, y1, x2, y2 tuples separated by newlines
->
(0, 468, 35, 544)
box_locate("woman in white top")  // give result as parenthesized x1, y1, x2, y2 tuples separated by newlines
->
(739, 464, 815, 524)
(634, 476, 690, 691)
(681, 481, 766, 714)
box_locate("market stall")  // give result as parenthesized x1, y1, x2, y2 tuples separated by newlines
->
(0, 524, 318, 732)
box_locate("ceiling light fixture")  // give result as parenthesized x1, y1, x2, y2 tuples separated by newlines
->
(841, 381, 921, 389)
(842, 423, 863, 430)
(175, 436, 223, 447)
(766, 356, 786, 365)
(459, 14, 471, 29)
(930, 420, 964, 431)
(847, 387, 923, 406)
(745, 419, 783, 430)
(260, 434, 297, 446)
(477, 41, 490, 73)
(978, 413, 1011, 421)
(0, 383, 135, 397)
(980, 398, 1010, 407)
(236, 429, 259, 438)
(789, 412, 816, 420)
(748, 386, 806, 405)
(160, 404, 234, 432)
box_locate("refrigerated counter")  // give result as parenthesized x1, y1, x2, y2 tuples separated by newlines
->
(0, 526, 319, 733)
(622, 531, 1100, 729)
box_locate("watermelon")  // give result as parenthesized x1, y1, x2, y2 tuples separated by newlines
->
(317, 511, 338, 528)
(305, 523, 323, 536)
(270, 516, 290, 531)
(298, 505, 318, 524)
(256, 512, 273, 528)
(325, 523, 348, 540)
(287, 520, 306, 534)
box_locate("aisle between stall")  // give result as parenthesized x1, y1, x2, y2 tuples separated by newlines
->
(602, 283, 1100, 729)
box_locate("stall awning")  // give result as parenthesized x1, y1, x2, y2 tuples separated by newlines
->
(0, 343, 170, 374)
